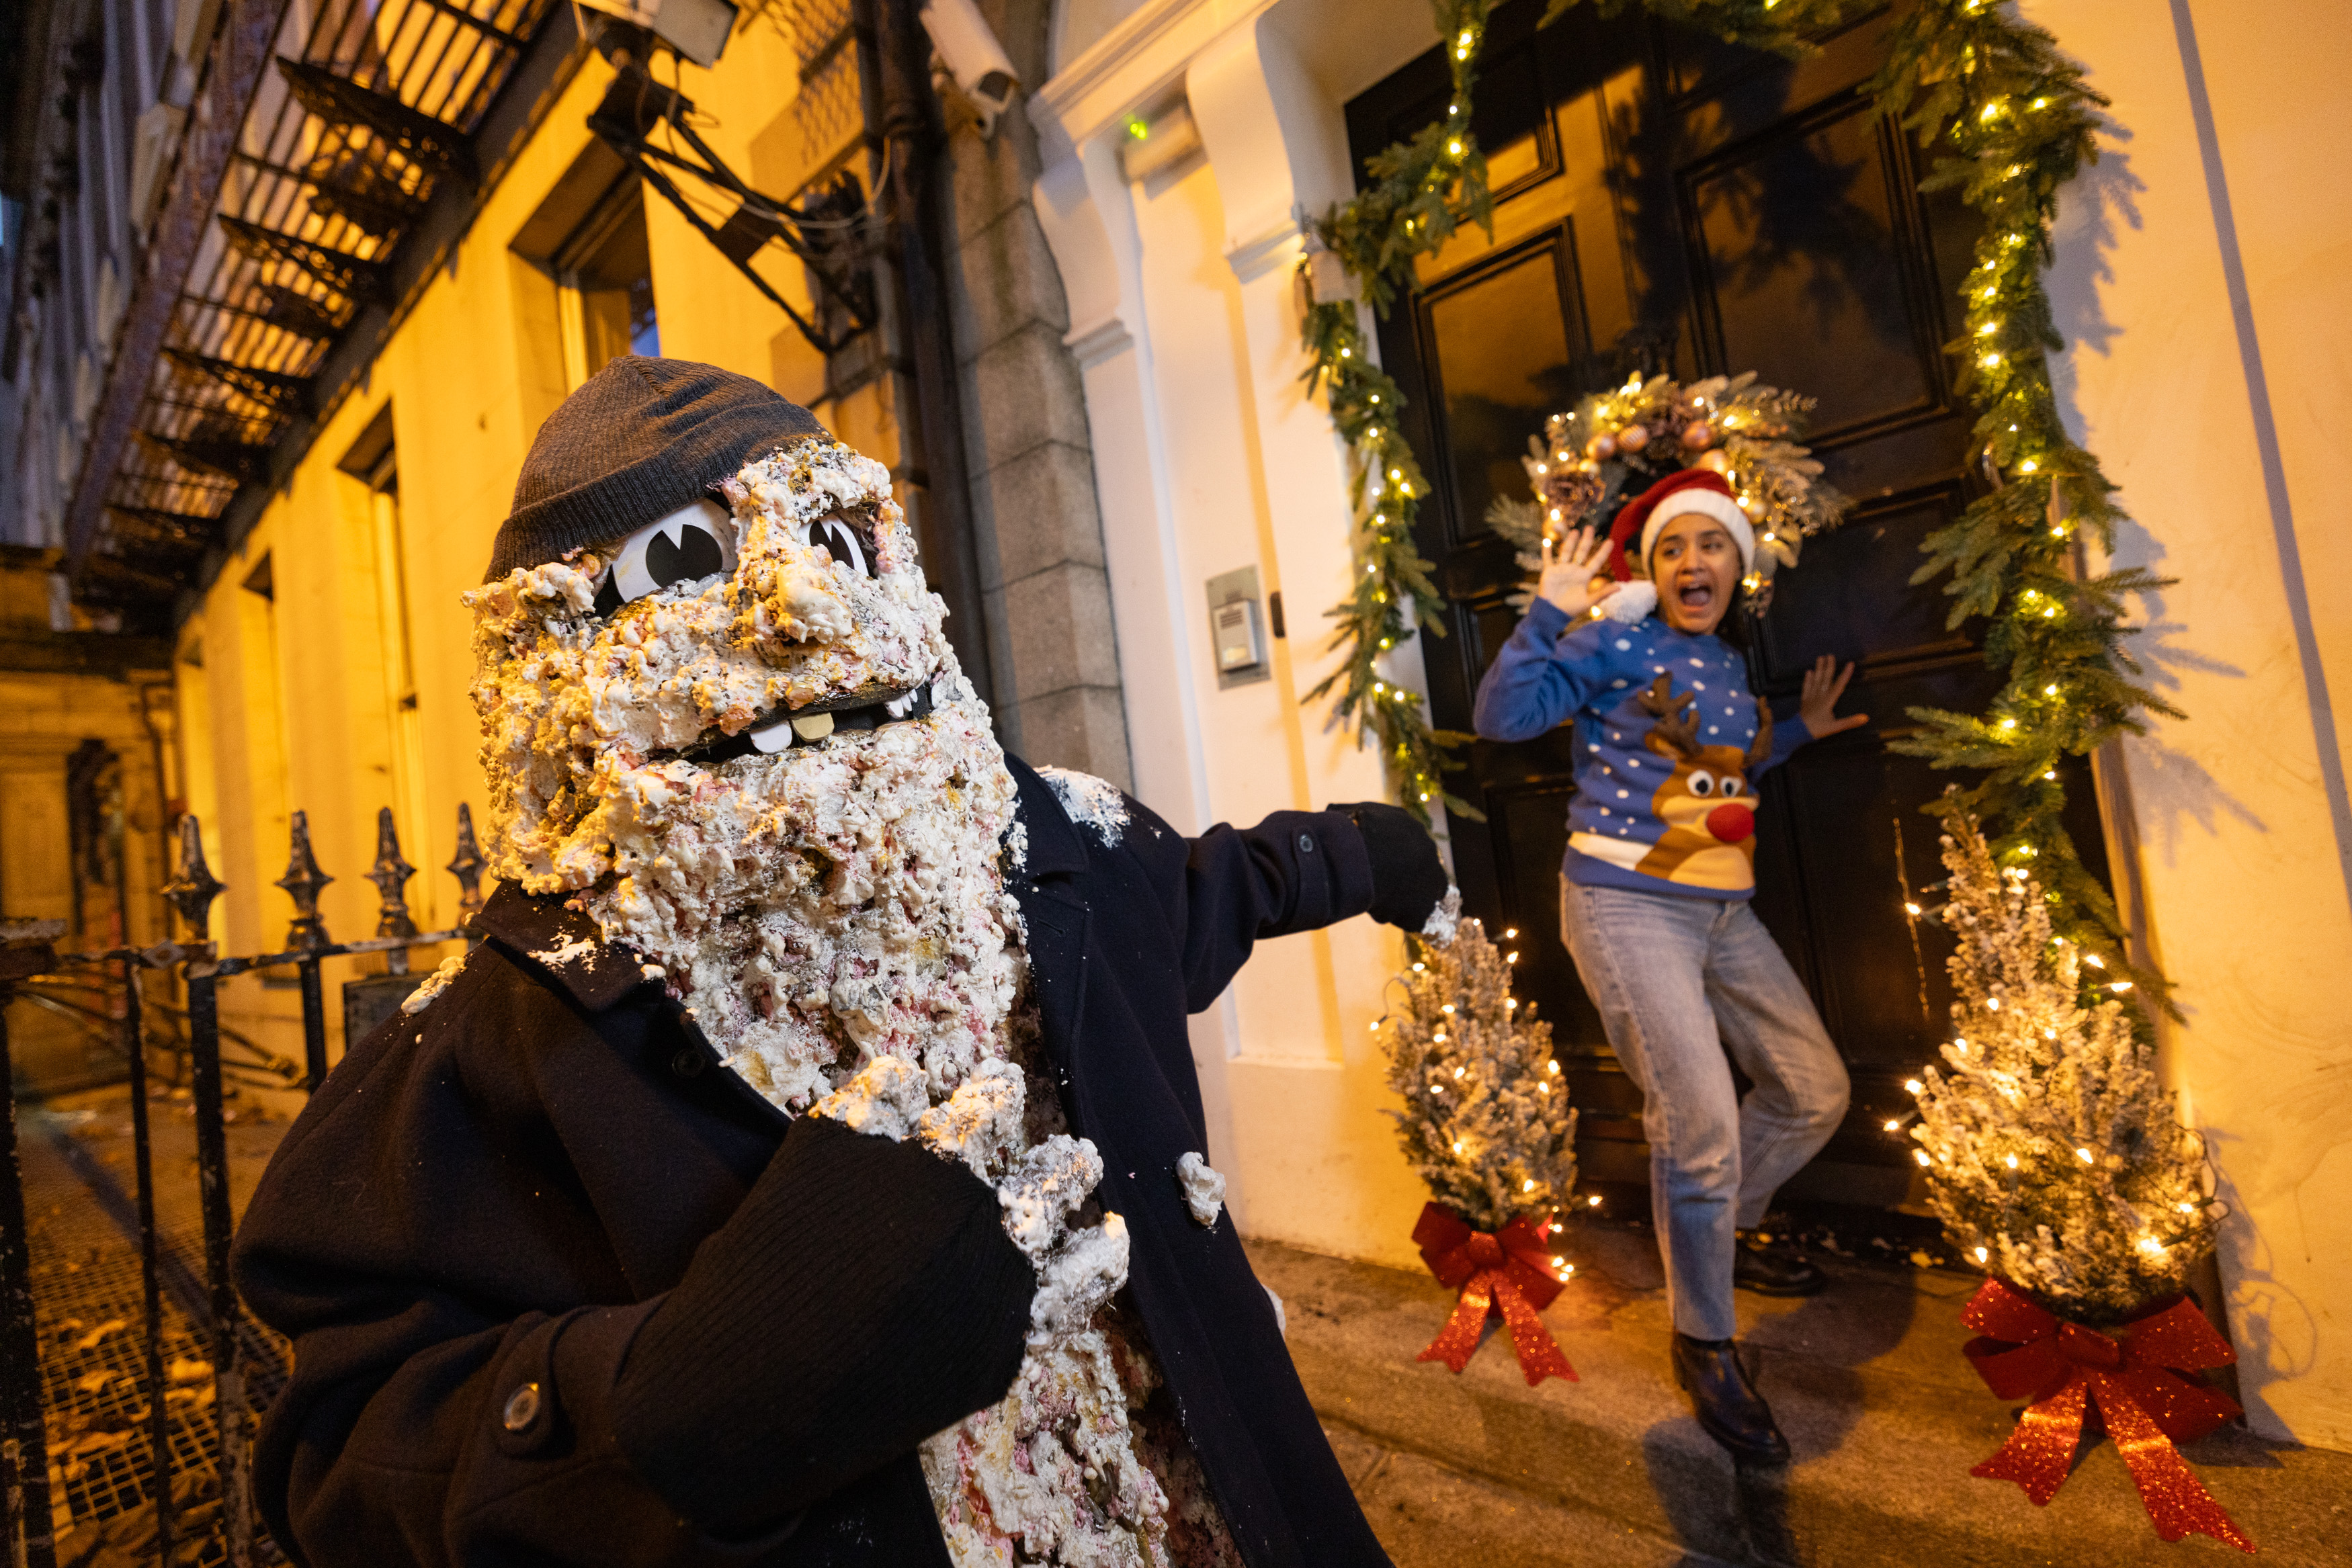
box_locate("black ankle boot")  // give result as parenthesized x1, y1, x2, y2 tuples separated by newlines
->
(1733, 1229, 1826, 1297)
(1671, 1333, 1790, 1463)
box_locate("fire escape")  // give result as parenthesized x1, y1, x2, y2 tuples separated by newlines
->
(58, 0, 568, 629)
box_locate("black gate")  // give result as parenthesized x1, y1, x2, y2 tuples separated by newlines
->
(2, 806, 486, 1567)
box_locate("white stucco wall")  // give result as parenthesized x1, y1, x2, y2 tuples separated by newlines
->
(1036, 0, 2352, 1447)
(2034, 0, 2352, 1450)
(1031, 0, 1445, 1270)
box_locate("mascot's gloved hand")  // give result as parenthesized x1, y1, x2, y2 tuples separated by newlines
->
(611, 1113, 1031, 1539)
(1333, 801, 1450, 931)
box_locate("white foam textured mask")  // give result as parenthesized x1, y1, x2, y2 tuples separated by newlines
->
(466, 437, 1019, 1108)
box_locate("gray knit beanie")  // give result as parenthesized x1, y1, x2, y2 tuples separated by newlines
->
(485, 356, 829, 580)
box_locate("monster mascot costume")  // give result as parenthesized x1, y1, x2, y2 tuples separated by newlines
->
(232, 359, 1450, 1568)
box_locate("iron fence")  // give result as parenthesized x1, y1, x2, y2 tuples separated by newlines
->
(3, 803, 489, 1567)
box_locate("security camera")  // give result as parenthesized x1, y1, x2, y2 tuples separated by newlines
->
(574, 0, 739, 69)
(919, 0, 1021, 136)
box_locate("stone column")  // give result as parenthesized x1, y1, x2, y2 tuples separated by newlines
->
(936, 0, 1134, 789)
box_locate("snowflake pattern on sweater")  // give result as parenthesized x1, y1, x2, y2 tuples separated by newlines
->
(1472, 599, 1804, 898)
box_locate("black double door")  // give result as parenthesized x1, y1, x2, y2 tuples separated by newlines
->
(1349, 2, 2107, 1200)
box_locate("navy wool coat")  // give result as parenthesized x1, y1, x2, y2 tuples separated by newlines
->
(231, 755, 1395, 1568)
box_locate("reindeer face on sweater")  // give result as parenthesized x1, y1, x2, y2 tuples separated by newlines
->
(466, 437, 1022, 1108)
(1632, 674, 1771, 890)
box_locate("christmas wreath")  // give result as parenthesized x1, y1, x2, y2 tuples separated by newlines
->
(1485, 371, 1849, 617)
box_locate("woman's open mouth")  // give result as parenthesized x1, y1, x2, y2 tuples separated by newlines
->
(1676, 581, 1716, 609)
(673, 681, 935, 764)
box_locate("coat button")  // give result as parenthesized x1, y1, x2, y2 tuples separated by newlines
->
(1297, 833, 1315, 853)
(502, 1382, 542, 1432)
(671, 1047, 704, 1078)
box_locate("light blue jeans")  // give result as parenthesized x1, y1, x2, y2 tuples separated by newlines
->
(1560, 879, 1850, 1340)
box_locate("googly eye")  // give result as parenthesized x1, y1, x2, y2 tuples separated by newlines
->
(1687, 771, 1717, 797)
(808, 515, 872, 577)
(594, 499, 738, 615)
(1720, 775, 1745, 798)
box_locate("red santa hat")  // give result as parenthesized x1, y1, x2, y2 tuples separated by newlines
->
(1599, 469, 1754, 625)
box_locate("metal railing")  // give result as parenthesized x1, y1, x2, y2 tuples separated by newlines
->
(2, 803, 490, 1568)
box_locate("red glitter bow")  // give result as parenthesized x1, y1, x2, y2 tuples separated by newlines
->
(1961, 1278, 2251, 1552)
(1411, 1203, 1577, 1386)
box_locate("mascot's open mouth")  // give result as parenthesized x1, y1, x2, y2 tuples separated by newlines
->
(673, 680, 936, 764)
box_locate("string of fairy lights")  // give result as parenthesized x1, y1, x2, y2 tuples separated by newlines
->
(1298, 0, 2174, 1005)
(1298, 0, 1498, 830)
(1872, 1, 2180, 1006)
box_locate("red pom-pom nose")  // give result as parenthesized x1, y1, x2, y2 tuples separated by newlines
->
(1706, 803, 1755, 843)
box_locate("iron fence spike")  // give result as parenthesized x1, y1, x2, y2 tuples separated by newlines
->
(368, 807, 421, 941)
(161, 814, 226, 937)
(448, 802, 487, 920)
(276, 810, 334, 952)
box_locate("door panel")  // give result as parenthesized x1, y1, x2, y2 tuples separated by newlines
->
(1347, 0, 2108, 1194)
(1423, 234, 1586, 548)
(1683, 95, 1939, 439)
(1753, 486, 1974, 677)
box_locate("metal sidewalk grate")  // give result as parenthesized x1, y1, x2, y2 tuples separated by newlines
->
(18, 1115, 288, 1565)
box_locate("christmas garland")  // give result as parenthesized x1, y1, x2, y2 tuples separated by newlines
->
(1870, 2, 2179, 1003)
(1297, 0, 1498, 828)
(1300, 0, 2175, 998)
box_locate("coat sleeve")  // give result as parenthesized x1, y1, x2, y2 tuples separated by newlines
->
(232, 954, 1027, 1568)
(1173, 808, 1377, 1013)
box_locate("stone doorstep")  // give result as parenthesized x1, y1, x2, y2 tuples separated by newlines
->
(1244, 1235, 2352, 1568)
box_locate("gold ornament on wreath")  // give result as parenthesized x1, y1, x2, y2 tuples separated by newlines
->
(1486, 372, 1849, 616)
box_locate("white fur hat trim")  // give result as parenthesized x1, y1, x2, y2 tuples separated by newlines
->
(1603, 580, 1659, 624)
(1639, 488, 1754, 574)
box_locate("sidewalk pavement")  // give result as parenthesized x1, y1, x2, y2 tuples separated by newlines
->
(30, 1088, 2351, 1565)
(1249, 1224, 2352, 1568)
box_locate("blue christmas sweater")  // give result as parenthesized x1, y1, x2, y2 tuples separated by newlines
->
(1472, 598, 1805, 899)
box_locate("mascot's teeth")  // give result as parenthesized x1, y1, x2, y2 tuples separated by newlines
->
(884, 690, 915, 719)
(790, 711, 836, 741)
(748, 713, 798, 753)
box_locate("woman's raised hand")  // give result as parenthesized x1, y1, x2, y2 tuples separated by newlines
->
(1798, 655, 1870, 740)
(1536, 525, 1622, 620)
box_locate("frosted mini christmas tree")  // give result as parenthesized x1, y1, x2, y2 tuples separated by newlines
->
(1380, 896, 1579, 1384)
(1912, 814, 2249, 1551)
(1908, 816, 2215, 1319)
(1382, 898, 1577, 1231)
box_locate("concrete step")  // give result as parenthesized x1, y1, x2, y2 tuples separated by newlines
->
(1247, 1227, 2352, 1567)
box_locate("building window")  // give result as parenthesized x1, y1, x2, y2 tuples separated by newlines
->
(558, 175, 659, 387)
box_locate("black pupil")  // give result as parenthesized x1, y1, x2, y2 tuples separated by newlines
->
(812, 519, 870, 575)
(647, 523, 724, 586)
(593, 521, 726, 616)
